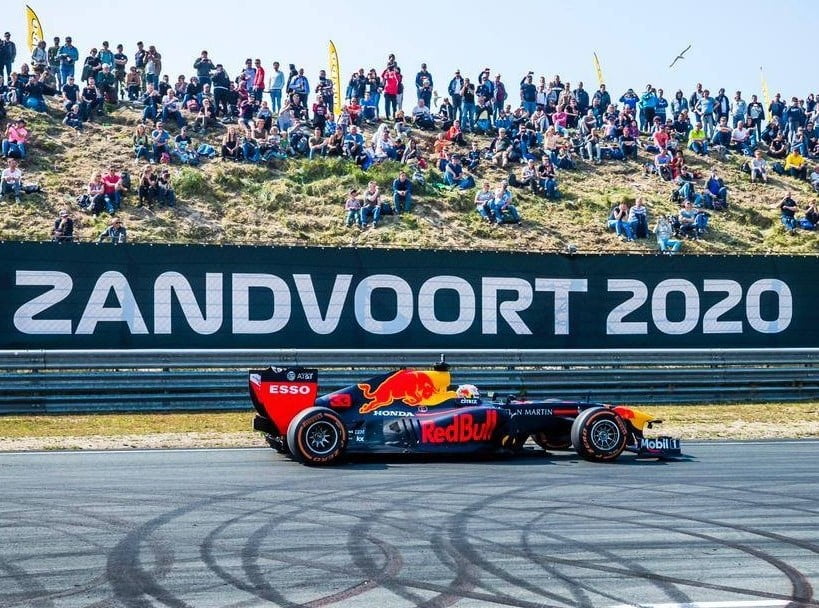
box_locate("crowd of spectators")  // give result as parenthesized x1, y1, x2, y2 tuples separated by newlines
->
(1, 29, 819, 244)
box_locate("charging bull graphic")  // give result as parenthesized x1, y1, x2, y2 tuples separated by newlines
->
(358, 370, 456, 413)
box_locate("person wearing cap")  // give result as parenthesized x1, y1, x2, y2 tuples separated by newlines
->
(96, 63, 118, 103)
(79, 77, 102, 122)
(0, 32, 16, 85)
(57, 38, 79, 88)
(2, 119, 29, 159)
(344, 187, 362, 227)
(53, 210, 74, 243)
(98, 217, 127, 244)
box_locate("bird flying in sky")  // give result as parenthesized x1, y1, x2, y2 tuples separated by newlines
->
(669, 45, 692, 68)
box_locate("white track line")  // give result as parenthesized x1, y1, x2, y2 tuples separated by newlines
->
(607, 600, 788, 608)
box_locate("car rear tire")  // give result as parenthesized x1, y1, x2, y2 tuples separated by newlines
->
(533, 432, 572, 451)
(571, 407, 627, 462)
(287, 407, 347, 466)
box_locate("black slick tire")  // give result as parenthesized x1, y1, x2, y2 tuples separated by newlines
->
(570, 407, 627, 462)
(287, 407, 347, 466)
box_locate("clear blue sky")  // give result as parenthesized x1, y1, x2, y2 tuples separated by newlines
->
(6, 0, 813, 104)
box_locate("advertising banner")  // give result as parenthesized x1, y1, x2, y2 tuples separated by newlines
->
(0, 242, 814, 350)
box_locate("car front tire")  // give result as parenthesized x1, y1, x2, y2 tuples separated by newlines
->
(571, 407, 627, 462)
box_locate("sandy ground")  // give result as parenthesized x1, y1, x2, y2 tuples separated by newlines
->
(1, 421, 818, 452)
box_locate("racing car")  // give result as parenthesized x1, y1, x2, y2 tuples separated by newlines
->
(248, 359, 682, 466)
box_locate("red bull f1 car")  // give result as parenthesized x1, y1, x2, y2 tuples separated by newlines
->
(248, 361, 682, 466)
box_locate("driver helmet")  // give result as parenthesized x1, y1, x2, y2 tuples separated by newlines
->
(456, 384, 480, 400)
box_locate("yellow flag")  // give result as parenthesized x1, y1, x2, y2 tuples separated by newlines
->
(593, 52, 605, 87)
(760, 66, 771, 111)
(328, 40, 342, 114)
(25, 5, 44, 53)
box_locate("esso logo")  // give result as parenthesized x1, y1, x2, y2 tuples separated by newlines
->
(269, 384, 312, 395)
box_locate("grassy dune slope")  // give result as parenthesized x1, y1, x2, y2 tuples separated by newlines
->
(2, 99, 818, 254)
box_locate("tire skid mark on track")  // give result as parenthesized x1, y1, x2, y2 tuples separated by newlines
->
(540, 497, 817, 606)
(446, 489, 585, 606)
(0, 556, 57, 608)
(521, 513, 691, 607)
(106, 491, 258, 608)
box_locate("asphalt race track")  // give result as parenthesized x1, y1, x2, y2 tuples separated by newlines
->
(0, 441, 817, 608)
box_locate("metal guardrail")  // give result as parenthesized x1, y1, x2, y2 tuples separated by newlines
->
(1, 349, 818, 414)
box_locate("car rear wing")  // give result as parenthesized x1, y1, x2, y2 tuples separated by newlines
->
(249, 367, 319, 434)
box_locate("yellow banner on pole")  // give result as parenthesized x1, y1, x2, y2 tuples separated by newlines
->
(593, 52, 605, 87)
(328, 40, 342, 114)
(25, 5, 44, 53)
(760, 66, 771, 111)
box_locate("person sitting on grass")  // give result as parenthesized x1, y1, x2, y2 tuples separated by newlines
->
(1, 157, 23, 203)
(157, 169, 175, 207)
(138, 165, 158, 206)
(443, 155, 475, 189)
(101, 166, 125, 214)
(2, 118, 28, 159)
(360, 181, 383, 228)
(750, 150, 768, 183)
(490, 182, 520, 225)
(308, 126, 326, 159)
(221, 126, 241, 161)
(52, 209, 74, 242)
(411, 98, 435, 130)
(344, 187, 362, 228)
(474, 181, 494, 222)
(784, 147, 807, 180)
(63, 102, 83, 131)
(392, 170, 413, 214)
(654, 216, 682, 253)
(608, 201, 634, 241)
(687, 121, 708, 155)
(775, 192, 799, 232)
(98, 217, 127, 243)
(151, 121, 171, 163)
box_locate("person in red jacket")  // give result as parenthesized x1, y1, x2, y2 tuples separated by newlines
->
(381, 65, 401, 119)
(252, 59, 265, 103)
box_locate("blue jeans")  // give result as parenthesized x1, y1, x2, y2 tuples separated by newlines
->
(371, 93, 381, 118)
(345, 209, 361, 227)
(476, 204, 492, 221)
(688, 140, 708, 155)
(492, 202, 519, 223)
(0, 179, 21, 197)
(104, 192, 121, 213)
(394, 192, 412, 213)
(658, 236, 682, 253)
(542, 177, 558, 199)
(522, 101, 537, 115)
(162, 109, 186, 128)
(2, 140, 26, 158)
(142, 105, 157, 122)
(134, 145, 150, 160)
(146, 73, 158, 87)
(2, 59, 12, 83)
(702, 113, 715, 138)
(25, 97, 47, 112)
(462, 103, 475, 131)
(608, 219, 634, 239)
(59, 64, 75, 88)
(361, 205, 381, 226)
(269, 89, 282, 113)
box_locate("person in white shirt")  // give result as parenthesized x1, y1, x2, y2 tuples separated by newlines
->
(1, 158, 22, 202)
(749, 150, 768, 183)
(267, 61, 285, 114)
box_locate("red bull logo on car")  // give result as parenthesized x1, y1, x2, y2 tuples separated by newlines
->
(420, 410, 498, 444)
(358, 370, 455, 413)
